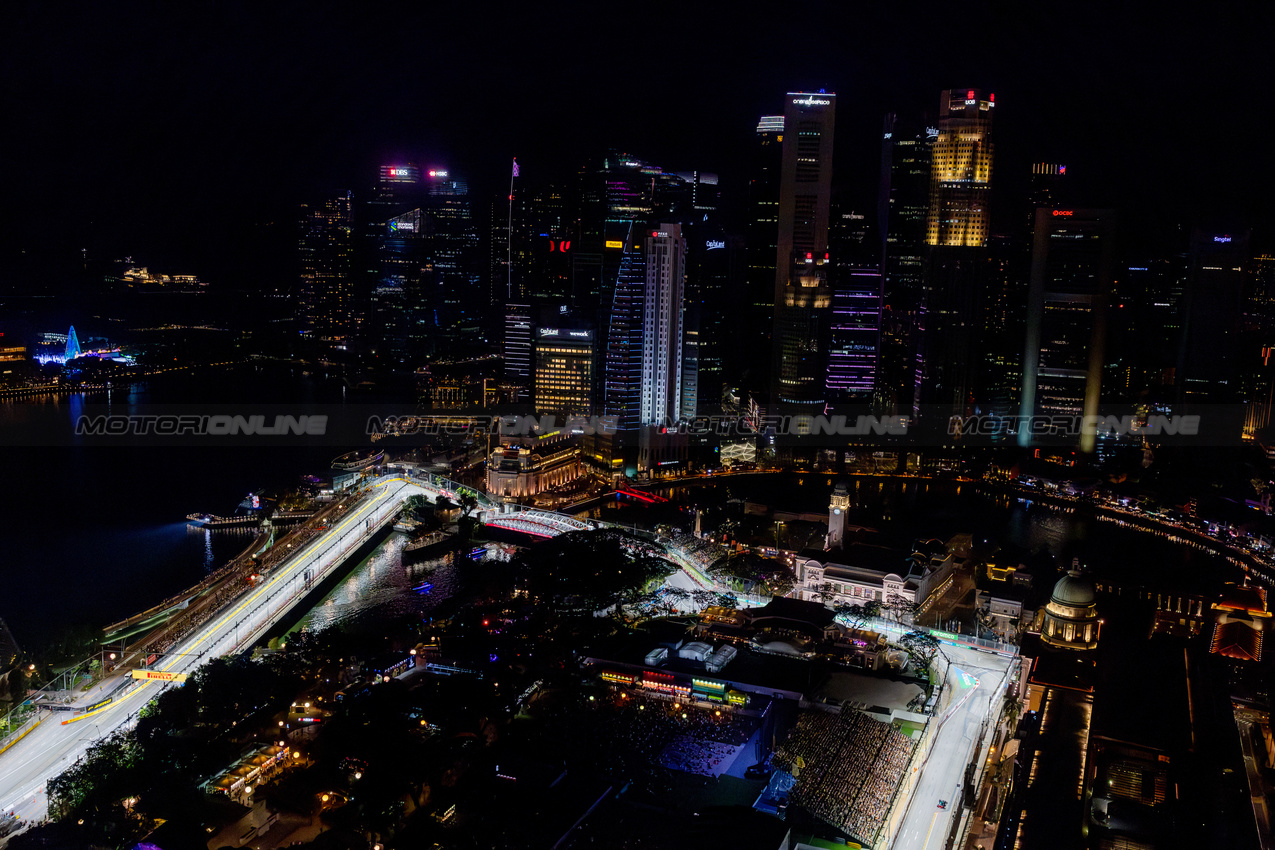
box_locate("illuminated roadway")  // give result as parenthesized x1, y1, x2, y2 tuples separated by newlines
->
(0, 472, 715, 828)
(0, 476, 439, 826)
(889, 640, 1014, 850)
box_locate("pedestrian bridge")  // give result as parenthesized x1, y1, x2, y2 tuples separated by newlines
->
(482, 510, 593, 537)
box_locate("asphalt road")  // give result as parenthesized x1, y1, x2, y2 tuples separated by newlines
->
(891, 644, 1013, 850)
(0, 477, 418, 827)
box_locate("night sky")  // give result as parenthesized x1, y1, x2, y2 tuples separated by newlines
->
(3, 1, 1272, 285)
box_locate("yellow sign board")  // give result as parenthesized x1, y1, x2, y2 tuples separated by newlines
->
(131, 669, 187, 683)
(605, 240, 624, 249)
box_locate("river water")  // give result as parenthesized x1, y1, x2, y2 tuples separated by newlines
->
(0, 370, 1237, 652)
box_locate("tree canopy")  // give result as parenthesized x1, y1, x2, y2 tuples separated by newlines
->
(899, 630, 941, 671)
(516, 529, 674, 615)
(834, 599, 881, 631)
(707, 551, 796, 598)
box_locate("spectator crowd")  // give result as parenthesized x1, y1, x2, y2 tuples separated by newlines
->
(773, 705, 915, 844)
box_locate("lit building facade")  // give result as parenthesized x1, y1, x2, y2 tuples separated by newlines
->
(298, 192, 356, 353)
(504, 302, 533, 384)
(533, 327, 594, 417)
(772, 92, 836, 412)
(878, 114, 936, 414)
(1039, 569, 1099, 650)
(915, 90, 998, 424)
(826, 267, 881, 403)
(485, 432, 584, 500)
(640, 225, 686, 426)
(746, 115, 784, 383)
(603, 223, 646, 436)
(1019, 209, 1116, 451)
(926, 89, 995, 248)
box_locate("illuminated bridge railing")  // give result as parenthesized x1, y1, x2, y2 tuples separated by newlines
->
(485, 510, 591, 537)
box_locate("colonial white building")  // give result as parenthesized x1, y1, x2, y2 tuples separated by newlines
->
(794, 542, 953, 612)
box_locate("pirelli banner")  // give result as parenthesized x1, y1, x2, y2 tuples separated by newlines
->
(131, 669, 187, 683)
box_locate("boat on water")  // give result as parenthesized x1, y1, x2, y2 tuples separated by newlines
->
(412, 581, 433, 594)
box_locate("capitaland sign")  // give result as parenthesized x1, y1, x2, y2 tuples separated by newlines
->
(705, 240, 725, 250)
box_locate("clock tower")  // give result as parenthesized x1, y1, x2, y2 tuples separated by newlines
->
(827, 481, 850, 550)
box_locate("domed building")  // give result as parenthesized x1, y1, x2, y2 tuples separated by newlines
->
(1040, 567, 1100, 650)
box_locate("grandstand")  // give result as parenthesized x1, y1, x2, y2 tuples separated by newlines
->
(771, 705, 916, 846)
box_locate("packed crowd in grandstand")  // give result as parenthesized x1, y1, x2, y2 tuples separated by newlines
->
(668, 532, 729, 573)
(772, 706, 915, 843)
(585, 694, 756, 779)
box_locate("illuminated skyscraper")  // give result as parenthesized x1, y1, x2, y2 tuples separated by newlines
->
(1178, 229, 1251, 405)
(878, 114, 936, 413)
(640, 225, 686, 426)
(534, 327, 594, 416)
(425, 170, 483, 344)
(298, 191, 355, 354)
(1019, 208, 1116, 451)
(927, 89, 995, 248)
(745, 115, 783, 385)
(603, 222, 647, 436)
(504, 302, 533, 384)
(364, 164, 429, 365)
(826, 268, 881, 403)
(772, 91, 836, 412)
(916, 89, 997, 422)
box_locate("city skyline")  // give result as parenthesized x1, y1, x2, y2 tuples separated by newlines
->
(4, 9, 1275, 849)
(3, 4, 1273, 287)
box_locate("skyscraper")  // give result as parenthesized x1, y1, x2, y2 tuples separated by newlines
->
(365, 165, 427, 365)
(772, 91, 836, 412)
(640, 225, 686, 426)
(878, 114, 936, 413)
(298, 191, 355, 354)
(1178, 230, 1251, 405)
(916, 89, 997, 421)
(927, 90, 995, 249)
(826, 202, 880, 405)
(603, 222, 647, 437)
(1019, 208, 1116, 451)
(534, 327, 594, 417)
(426, 171, 484, 344)
(745, 115, 784, 387)
(826, 268, 881, 403)
(504, 302, 533, 385)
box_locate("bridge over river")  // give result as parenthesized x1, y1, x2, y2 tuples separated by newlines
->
(0, 471, 712, 827)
